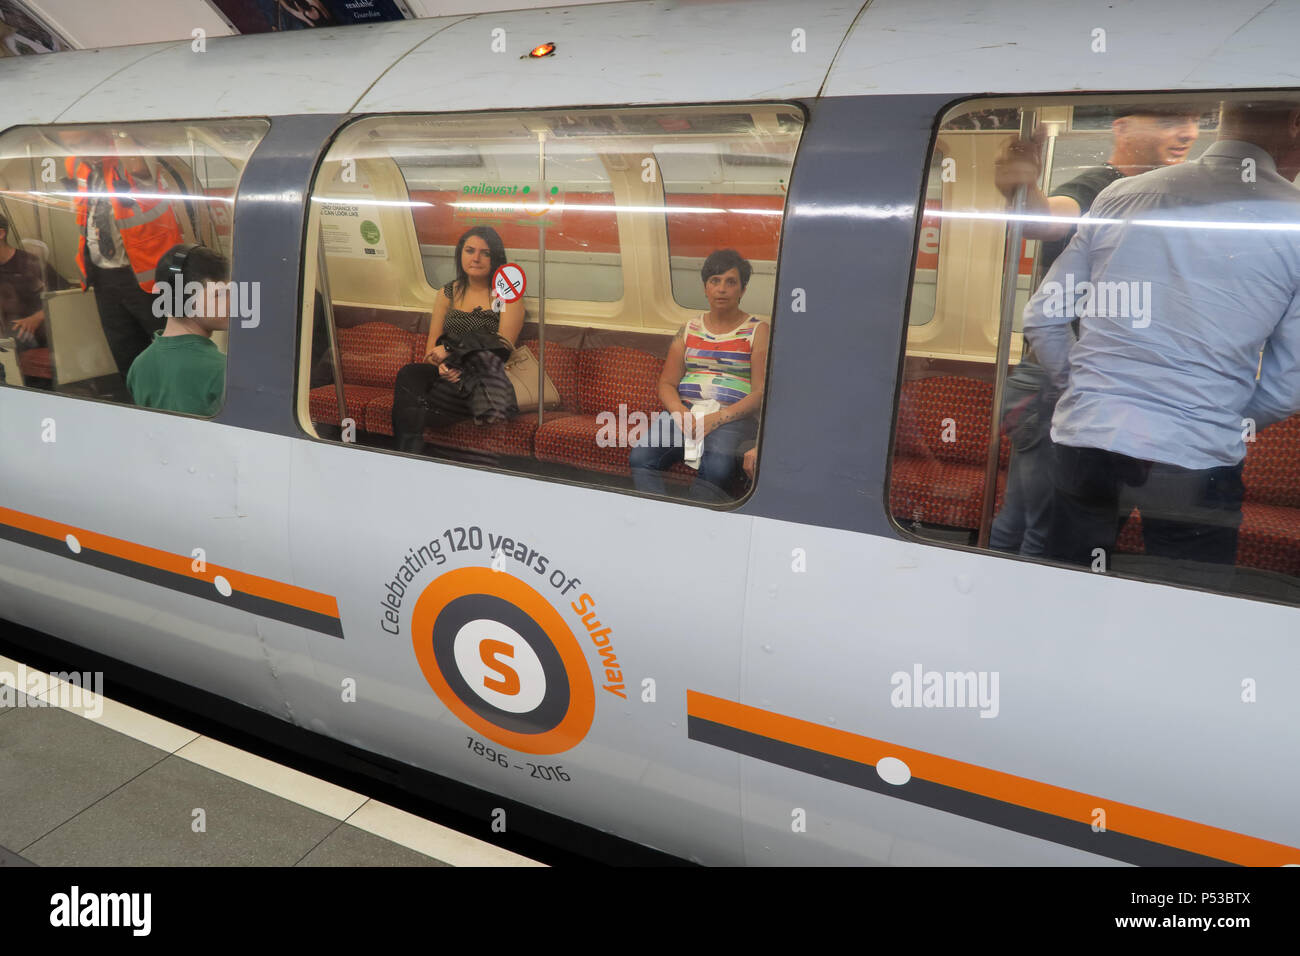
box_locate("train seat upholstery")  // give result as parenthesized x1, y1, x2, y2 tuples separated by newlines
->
(16, 346, 52, 381)
(890, 376, 1010, 530)
(307, 319, 420, 429)
(894, 375, 1300, 576)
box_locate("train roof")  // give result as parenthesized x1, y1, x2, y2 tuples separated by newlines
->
(0, 0, 1295, 133)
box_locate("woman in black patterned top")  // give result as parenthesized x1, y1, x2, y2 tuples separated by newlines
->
(392, 226, 525, 453)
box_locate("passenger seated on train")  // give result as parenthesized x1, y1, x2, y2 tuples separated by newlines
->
(0, 213, 49, 357)
(126, 244, 229, 417)
(629, 249, 769, 502)
(391, 226, 525, 454)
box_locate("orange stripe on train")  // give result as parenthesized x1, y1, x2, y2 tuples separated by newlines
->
(687, 690, 1299, 866)
(0, 506, 339, 619)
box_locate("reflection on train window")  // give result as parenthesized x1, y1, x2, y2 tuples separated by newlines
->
(301, 107, 800, 506)
(0, 122, 268, 412)
(891, 94, 1300, 606)
(659, 112, 793, 315)
(908, 152, 944, 327)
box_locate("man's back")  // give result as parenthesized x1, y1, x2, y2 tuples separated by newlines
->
(1028, 139, 1300, 469)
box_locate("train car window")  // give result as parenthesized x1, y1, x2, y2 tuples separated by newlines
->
(0, 121, 268, 412)
(300, 106, 801, 507)
(891, 94, 1300, 606)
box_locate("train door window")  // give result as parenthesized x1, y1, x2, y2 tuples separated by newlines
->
(0, 121, 268, 411)
(300, 106, 802, 506)
(891, 94, 1300, 605)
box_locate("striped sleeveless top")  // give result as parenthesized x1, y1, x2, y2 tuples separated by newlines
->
(678, 313, 762, 407)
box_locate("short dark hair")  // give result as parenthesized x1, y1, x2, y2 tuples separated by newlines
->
(0, 214, 8, 236)
(701, 248, 751, 288)
(154, 243, 229, 289)
(184, 246, 230, 285)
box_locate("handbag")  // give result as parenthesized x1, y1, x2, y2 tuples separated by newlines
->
(504, 345, 561, 412)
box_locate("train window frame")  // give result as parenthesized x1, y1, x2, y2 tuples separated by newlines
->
(887, 91, 1300, 610)
(295, 103, 805, 511)
(0, 117, 269, 418)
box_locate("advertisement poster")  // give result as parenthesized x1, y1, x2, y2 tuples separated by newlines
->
(207, 0, 409, 34)
(0, 0, 71, 55)
(319, 200, 389, 261)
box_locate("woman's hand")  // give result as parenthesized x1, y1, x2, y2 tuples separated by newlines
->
(425, 345, 448, 364)
(438, 363, 461, 383)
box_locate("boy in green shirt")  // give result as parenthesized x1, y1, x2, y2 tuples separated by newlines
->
(127, 244, 230, 416)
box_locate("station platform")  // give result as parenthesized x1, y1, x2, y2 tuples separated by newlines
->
(0, 653, 541, 867)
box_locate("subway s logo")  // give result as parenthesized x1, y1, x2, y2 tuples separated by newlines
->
(411, 567, 594, 754)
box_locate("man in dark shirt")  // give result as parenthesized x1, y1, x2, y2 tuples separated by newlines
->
(0, 213, 48, 356)
(988, 107, 1203, 555)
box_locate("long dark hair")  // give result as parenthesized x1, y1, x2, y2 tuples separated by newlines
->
(452, 226, 508, 305)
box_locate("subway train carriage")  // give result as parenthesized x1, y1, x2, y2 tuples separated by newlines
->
(2, 0, 1300, 865)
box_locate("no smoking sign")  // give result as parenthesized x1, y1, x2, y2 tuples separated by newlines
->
(493, 263, 526, 303)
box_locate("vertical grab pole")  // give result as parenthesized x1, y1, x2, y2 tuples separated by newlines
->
(318, 231, 347, 434)
(977, 109, 1037, 548)
(536, 130, 547, 429)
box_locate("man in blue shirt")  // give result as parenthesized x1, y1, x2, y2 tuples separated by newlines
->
(1024, 100, 1300, 571)
(990, 107, 1202, 556)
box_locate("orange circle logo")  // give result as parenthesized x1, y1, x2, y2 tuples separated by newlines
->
(410, 567, 594, 754)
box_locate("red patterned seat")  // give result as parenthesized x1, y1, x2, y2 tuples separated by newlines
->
(309, 321, 421, 429)
(310, 384, 392, 428)
(426, 410, 575, 458)
(1244, 417, 1300, 509)
(890, 375, 1009, 530)
(18, 347, 52, 381)
(535, 345, 667, 475)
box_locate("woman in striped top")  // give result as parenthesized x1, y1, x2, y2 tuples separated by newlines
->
(630, 248, 770, 501)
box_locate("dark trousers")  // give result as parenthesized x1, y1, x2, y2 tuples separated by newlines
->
(90, 262, 163, 379)
(1045, 443, 1245, 569)
(392, 362, 475, 453)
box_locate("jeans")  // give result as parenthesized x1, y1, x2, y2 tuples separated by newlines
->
(1045, 442, 1245, 569)
(989, 371, 1058, 555)
(630, 411, 756, 502)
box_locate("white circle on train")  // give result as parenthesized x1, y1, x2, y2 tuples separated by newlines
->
(876, 756, 911, 786)
(492, 263, 526, 303)
(453, 618, 546, 714)
(65, 534, 81, 554)
(214, 575, 232, 597)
